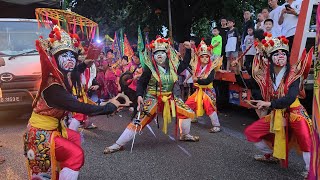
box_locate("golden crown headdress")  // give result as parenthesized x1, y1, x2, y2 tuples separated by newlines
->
(37, 19, 83, 56)
(261, 32, 289, 56)
(148, 36, 171, 52)
(196, 39, 213, 56)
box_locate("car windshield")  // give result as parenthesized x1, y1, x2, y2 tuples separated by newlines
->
(0, 21, 50, 56)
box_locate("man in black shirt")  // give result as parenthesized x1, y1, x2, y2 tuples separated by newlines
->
(241, 11, 255, 52)
(218, 18, 229, 70)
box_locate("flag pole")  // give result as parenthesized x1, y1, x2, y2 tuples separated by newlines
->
(168, 0, 173, 43)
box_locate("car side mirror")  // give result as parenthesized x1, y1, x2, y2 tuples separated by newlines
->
(0, 57, 5, 67)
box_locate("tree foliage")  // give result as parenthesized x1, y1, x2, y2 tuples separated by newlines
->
(71, 0, 166, 41)
(71, 0, 286, 43)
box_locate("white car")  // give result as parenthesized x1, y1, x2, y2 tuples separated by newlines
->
(0, 18, 50, 110)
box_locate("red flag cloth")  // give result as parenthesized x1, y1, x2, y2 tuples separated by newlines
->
(123, 34, 134, 61)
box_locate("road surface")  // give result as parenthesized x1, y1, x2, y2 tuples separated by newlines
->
(0, 106, 305, 180)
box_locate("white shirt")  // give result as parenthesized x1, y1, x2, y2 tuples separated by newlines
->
(80, 63, 97, 88)
(273, 66, 287, 91)
(281, 0, 302, 37)
(255, 20, 265, 31)
(185, 70, 193, 84)
(198, 65, 208, 76)
(244, 35, 256, 55)
(225, 37, 237, 52)
(269, 5, 283, 37)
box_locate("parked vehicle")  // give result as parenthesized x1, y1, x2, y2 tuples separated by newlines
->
(0, 18, 50, 110)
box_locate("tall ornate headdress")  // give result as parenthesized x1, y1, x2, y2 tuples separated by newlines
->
(196, 39, 213, 56)
(148, 37, 171, 52)
(261, 32, 289, 57)
(38, 20, 82, 56)
(33, 8, 97, 107)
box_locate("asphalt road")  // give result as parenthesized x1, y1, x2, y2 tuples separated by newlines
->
(0, 106, 305, 180)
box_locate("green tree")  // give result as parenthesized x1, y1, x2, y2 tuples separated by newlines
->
(71, 0, 286, 43)
(71, 0, 166, 42)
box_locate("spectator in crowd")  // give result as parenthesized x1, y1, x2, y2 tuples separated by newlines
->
(255, 13, 265, 30)
(243, 27, 256, 75)
(210, 27, 222, 60)
(104, 49, 118, 99)
(115, 55, 129, 92)
(225, 19, 239, 71)
(218, 17, 229, 70)
(279, 0, 302, 51)
(122, 53, 143, 113)
(268, 0, 283, 37)
(95, 52, 108, 100)
(241, 11, 255, 52)
(264, 19, 275, 35)
(261, 8, 270, 19)
(106, 49, 115, 65)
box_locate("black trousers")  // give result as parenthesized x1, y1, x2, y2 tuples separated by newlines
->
(123, 87, 137, 108)
(244, 55, 254, 76)
(221, 48, 227, 70)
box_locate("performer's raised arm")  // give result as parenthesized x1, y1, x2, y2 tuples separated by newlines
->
(43, 84, 117, 115)
(177, 42, 192, 74)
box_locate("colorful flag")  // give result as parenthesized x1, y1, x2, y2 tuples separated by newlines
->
(119, 28, 125, 58)
(112, 32, 122, 61)
(105, 34, 114, 50)
(137, 25, 145, 68)
(123, 34, 134, 61)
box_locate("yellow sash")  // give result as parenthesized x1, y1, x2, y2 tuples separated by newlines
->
(194, 83, 213, 117)
(272, 98, 301, 160)
(149, 91, 176, 134)
(72, 87, 88, 103)
(161, 95, 172, 134)
(29, 112, 68, 138)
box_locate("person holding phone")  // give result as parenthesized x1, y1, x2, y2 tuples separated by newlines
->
(269, 0, 283, 37)
(278, 0, 302, 51)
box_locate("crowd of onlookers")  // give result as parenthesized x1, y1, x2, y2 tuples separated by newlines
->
(176, 0, 302, 101)
(212, 0, 300, 72)
(0, 0, 304, 168)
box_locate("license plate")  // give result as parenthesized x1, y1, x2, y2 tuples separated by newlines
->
(0, 96, 22, 103)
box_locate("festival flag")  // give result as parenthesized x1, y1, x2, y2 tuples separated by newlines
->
(105, 34, 114, 50)
(112, 32, 122, 61)
(119, 28, 125, 58)
(137, 25, 145, 68)
(123, 34, 134, 61)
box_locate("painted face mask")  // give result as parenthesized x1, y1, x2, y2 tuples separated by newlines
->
(57, 51, 76, 72)
(154, 51, 167, 66)
(200, 55, 210, 64)
(272, 50, 287, 67)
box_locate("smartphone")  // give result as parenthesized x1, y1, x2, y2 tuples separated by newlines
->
(285, 4, 291, 10)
